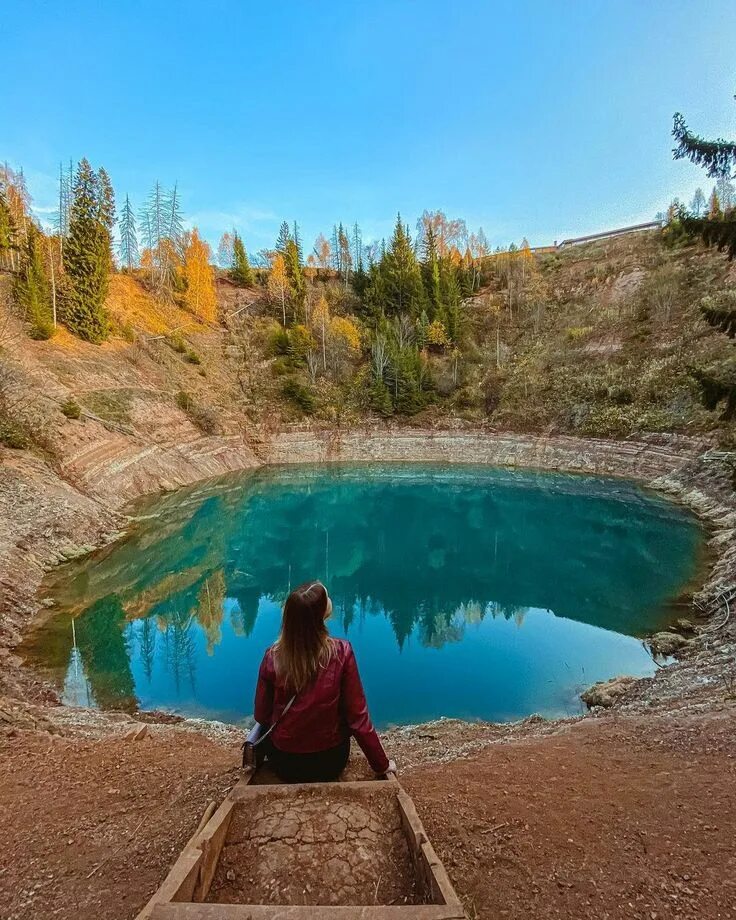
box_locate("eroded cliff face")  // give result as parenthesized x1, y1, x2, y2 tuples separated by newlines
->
(0, 265, 734, 717)
(256, 428, 710, 480)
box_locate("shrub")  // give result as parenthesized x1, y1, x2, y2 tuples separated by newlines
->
(29, 318, 55, 341)
(266, 326, 291, 357)
(167, 335, 188, 354)
(60, 398, 82, 419)
(119, 322, 136, 343)
(185, 348, 201, 365)
(270, 357, 291, 377)
(176, 390, 193, 411)
(0, 414, 31, 449)
(175, 390, 220, 433)
(281, 377, 316, 414)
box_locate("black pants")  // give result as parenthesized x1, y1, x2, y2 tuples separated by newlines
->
(264, 736, 350, 783)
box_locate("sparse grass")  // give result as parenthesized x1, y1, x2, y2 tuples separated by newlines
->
(82, 389, 132, 427)
(175, 390, 220, 434)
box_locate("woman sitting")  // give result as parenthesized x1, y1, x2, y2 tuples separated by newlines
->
(254, 580, 395, 783)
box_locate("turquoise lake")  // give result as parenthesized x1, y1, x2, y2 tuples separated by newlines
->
(25, 464, 704, 726)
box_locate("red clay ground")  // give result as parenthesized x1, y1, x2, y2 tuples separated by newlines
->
(1, 705, 735, 920)
(405, 708, 736, 920)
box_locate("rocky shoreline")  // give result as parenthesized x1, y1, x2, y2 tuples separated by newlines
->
(1, 427, 735, 731)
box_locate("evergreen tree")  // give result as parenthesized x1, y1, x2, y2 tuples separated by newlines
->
(672, 100, 736, 258)
(292, 221, 303, 263)
(276, 220, 291, 254)
(118, 194, 139, 269)
(421, 224, 442, 318)
(14, 223, 54, 339)
(352, 222, 363, 272)
(338, 223, 352, 286)
(380, 215, 426, 318)
(61, 158, 110, 343)
(231, 232, 254, 286)
(97, 167, 116, 234)
(284, 237, 305, 310)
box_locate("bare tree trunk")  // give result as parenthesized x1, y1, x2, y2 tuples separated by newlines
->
(48, 238, 57, 328)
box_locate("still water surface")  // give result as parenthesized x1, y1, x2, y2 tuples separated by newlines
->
(25, 464, 704, 726)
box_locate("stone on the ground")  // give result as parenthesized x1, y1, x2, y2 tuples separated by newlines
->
(648, 631, 693, 656)
(581, 675, 639, 709)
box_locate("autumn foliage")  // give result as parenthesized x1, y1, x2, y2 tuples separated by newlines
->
(183, 229, 217, 322)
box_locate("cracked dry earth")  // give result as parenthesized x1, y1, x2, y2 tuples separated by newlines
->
(208, 787, 419, 906)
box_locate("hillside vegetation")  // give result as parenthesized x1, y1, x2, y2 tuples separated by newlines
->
(1, 228, 735, 463)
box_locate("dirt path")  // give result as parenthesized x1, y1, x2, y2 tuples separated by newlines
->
(405, 707, 736, 920)
(0, 726, 240, 920)
(2, 705, 735, 920)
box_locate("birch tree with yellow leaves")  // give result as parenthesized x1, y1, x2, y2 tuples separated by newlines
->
(183, 228, 217, 321)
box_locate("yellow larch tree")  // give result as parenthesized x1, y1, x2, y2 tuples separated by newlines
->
(183, 229, 217, 321)
(327, 315, 362, 381)
(311, 293, 330, 369)
(268, 252, 291, 325)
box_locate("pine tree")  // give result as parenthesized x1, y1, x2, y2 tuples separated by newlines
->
(231, 232, 254, 286)
(61, 158, 110, 343)
(421, 224, 442, 318)
(284, 237, 305, 311)
(292, 221, 303, 263)
(381, 215, 426, 318)
(14, 223, 54, 339)
(672, 100, 736, 258)
(54, 160, 73, 249)
(118, 195, 139, 269)
(338, 223, 352, 287)
(97, 167, 116, 234)
(276, 221, 291, 254)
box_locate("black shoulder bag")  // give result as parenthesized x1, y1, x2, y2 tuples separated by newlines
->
(242, 693, 297, 769)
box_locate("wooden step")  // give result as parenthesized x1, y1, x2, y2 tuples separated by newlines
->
(151, 904, 467, 919)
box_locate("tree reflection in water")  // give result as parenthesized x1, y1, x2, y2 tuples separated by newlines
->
(26, 465, 703, 720)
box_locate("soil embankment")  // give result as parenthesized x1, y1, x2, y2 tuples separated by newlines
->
(2, 420, 736, 919)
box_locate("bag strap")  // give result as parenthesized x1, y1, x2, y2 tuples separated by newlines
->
(252, 693, 297, 747)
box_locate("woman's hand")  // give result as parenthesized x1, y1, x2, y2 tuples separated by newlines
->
(384, 759, 397, 776)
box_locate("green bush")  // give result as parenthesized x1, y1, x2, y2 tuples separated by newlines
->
(175, 390, 220, 433)
(0, 414, 31, 449)
(168, 335, 188, 354)
(281, 377, 316, 414)
(60, 398, 82, 419)
(29, 318, 55, 341)
(176, 390, 193, 411)
(267, 326, 291, 357)
(185, 348, 201, 365)
(270, 357, 291, 377)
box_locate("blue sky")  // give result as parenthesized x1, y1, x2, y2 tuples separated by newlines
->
(2, 1, 735, 254)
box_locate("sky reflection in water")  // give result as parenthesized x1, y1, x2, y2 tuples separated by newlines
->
(28, 465, 703, 726)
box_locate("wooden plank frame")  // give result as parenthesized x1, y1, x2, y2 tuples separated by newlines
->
(137, 770, 466, 920)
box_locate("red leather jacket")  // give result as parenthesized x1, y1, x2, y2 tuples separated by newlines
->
(254, 638, 389, 775)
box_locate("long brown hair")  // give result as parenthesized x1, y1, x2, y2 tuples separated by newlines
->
(273, 581, 333, 691)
